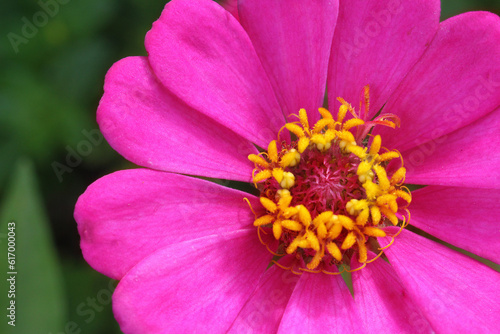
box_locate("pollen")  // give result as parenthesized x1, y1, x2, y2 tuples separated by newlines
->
(248, 86, 411, 274)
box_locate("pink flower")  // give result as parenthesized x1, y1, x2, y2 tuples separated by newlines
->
(75, 0, 500, 332)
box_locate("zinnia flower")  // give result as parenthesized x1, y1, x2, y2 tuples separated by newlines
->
(75, 0, 500, 332)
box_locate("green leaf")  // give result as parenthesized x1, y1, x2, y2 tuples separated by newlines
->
(0, 159, 66, 333)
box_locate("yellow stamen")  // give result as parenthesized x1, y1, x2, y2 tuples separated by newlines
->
(268, 140, 278, 163)
(317, 223, 327, 240)
(373, 164, 390, 191)
(363, 180, 381, 200)
(341, 232, 357, 249)
(337, 97, 356, 119)
(370, 206, 381, 225)
(356, 208, 369, 226)
(273, 221, 283, 239)
(248, 154, 269, 168)
(348, 145, 367, 159)
(272, 168, 284, 183)
(280, 172, 295, 189)
(297, 205, 312, 227)
(318, 107, 333, 120)
(299, 108, 310, 134)
(260, 197, 277, 213)
(307, 248, 324, 270)
(276, 189, 290, 199)
(281, 219, 303, 232)
(280, 149, 300, 168)
(253, 215, 274, 227)
(337, 104, 349, 124)
(298, 137, 310, 153)
(327, 222, 343, 240)
(343, 118, 365, 131)
(357, 239, 368, 263)
(358, 170, 374, 184)
(285, 123, 305, 138)
(326, 242, 342, 261)
(313, 211, 334, 227)
(253, 169, 272, 183)
(379, 151, 400, 162)
(283, 207, 299, 218)
(357, 161, 373, 179)
(305, 231, 320, 251)
(379, 206, 399, 225)
(278, 193, 293, 209)
(312, 118, 334, 134)
(311, 133, 332, 151)
(369, 135, 382, 156)
(286, 238, 301, 254)
(394, 189, 412, 204)
(363, 226, 387, 237)
(247, 93, 410, 273)
(391, 167, 406, 184)
(338, 215, 355, 230)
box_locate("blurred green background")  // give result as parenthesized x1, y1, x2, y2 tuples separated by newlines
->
(0, 1, 499, 333)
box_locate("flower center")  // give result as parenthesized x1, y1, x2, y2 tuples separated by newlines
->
(247, 86, 411, 274)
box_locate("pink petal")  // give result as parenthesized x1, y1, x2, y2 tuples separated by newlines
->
(409, 186, 500, 263)
(227, 257, 299, 333)
(351, 253, 433, 333)
(376, 12, 500, 152)
(403, 107, 500, 189)
(379, 229, 500, 333)
(75, 168, 259, 280)
(238, 0, 338, 123)
(328, 0, 439, 118)
(278, 273, 365, 333)
(145, 0, 285, 148)
(113, 230, 272, 333)
(220, 0, 239, 21)
(97, 56, 256, 182)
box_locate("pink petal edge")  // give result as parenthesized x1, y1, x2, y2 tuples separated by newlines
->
(403, 107, 500, 189)
(227, 256, 299, 333)
(408, 185, 500, 263)
(328, 0, 440, 118)
(351, 252, 433, 333)
(219, 0, 239, 21)
(278, 272, 365, 333)
(145, 0, 286, 148)
(379, 229, 500, 333)
(112, 230, 271, 334)
(376, 11, 500, 152)
(97, 56, 256, 182)
(75, 168, 260, 280)
(239, 0, 339, 124)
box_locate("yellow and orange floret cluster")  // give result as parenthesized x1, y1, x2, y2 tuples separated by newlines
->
(248, 90, 411, 274)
